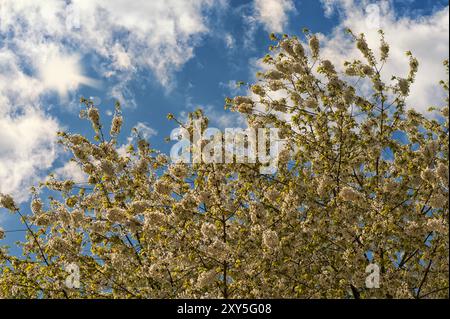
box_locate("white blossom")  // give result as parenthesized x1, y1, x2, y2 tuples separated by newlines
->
(197, 270, 217, 288)
(339, 187, 362, 202)
(262, 230, 279, 250)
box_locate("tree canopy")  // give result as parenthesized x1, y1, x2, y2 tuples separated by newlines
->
(0, 29, 448, 299)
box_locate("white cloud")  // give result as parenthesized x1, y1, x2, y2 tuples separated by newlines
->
(253, 0, 295, 33)
(74, 0, 219, 86)
(207, 106, 246, 128)
(317, 0, 449, 112)
(38, 52, 100, 100)
(0, 0, 223, 202)
(0, 49, 45, 112)
(320, 0, 353, 17)
(0, 109, 59, 202)
(224, 33, 236, 48)
(0, 47, 64, 203)
(108, 73, 138, 109)
(110, 43, 133, 71)
(54, 161, 87, 183)
(0, 0, 222, 88)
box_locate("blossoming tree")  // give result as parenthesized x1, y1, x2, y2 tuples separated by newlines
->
(0, 29, 448, 299)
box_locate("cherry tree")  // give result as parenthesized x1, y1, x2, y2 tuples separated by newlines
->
(1, 29, 448, 299)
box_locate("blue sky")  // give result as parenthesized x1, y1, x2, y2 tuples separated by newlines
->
(0, 0, 449, 250)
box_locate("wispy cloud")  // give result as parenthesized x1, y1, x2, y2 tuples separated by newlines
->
(134, 122, 158, 140)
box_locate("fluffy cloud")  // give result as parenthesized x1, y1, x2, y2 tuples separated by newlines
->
(54, 161, 87, 184)
(38, 52, 100, 100)
(0, 0, 223, 202)
(0, 0, 222, 89)
(317, 0, 449, 111)
(253, 0, 295, 33)
(0, 48, 61, 202)
(0, 109, 59, 202)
